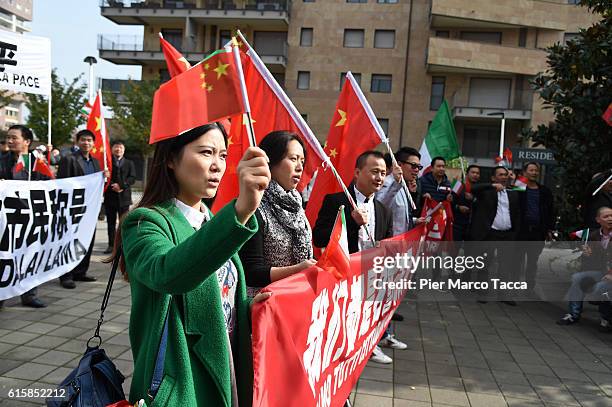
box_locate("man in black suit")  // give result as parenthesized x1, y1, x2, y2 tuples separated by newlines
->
(469, 166, 522, 305)
(57, 129, 108, 289)
(313, 151, 405, 365)
(103, 141, 136, 254)
(517, 162, 554, 295)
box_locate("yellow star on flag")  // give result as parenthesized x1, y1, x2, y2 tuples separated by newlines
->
(204, 63, 210, 70)
(207, 85, 213, 92)
(242, 113, 256, 126)
(200, 72, 206, 80)
(95, 116, 102, 132)
(227, 136, 234, 147)
(201, 81, 208, 89)
(178, 57, 191, 70)
(213, 61, 230, 79)
(335, 109, 347, 127)
(91, 147, 98, 154)
(329, 148, 338, 159)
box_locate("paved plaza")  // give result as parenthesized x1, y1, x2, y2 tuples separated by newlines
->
(0, 222, 611, 406)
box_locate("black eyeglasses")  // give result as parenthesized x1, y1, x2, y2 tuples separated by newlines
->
(399, 161, 423, 170)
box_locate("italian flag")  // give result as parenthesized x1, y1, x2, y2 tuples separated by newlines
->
(419, 100, 460, 173)
(451, 179, 464, 194)
(512, 175, 529, 191)
(316, 205, 350, 279)
(570, 228, 590, 242)
(12, 154, 28, 174)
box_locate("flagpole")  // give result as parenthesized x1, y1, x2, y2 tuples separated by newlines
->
(98, 89, 109, 185)
(47, 91, 52, 162)
(231, 37, 256, 147)
(235, 31, 375, 245)
(592, 173, 612, 196)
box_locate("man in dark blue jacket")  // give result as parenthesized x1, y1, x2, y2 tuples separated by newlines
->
(421, 156, 453, 204)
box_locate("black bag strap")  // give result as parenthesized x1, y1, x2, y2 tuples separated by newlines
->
(87, 248, 122, 349)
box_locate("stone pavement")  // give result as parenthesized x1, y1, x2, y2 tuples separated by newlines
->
(1, 222, 611, 406)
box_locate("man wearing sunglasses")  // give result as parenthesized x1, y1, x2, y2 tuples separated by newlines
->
(377, 147, 426, 236)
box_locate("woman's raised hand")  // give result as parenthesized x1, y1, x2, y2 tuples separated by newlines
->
(235, 147, 271, 224)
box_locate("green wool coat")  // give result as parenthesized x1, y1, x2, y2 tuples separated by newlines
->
(121, 199, 258, 407)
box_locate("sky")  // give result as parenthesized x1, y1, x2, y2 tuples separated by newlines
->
(31, 0, 142, 84)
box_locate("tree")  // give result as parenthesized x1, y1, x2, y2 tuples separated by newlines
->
(104, 79, 159, 156)
(26, 70, 87, 147)
(522, 0, 612, 231)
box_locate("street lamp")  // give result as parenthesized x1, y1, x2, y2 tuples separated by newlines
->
(83, 56, 98, 102)
(487, 111, 505, 158)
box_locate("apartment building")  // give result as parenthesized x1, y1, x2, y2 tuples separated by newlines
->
(99, 0, 598, 168)
(0, 0, 32, 131)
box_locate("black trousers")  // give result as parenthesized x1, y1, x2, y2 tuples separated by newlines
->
(478, 229, 516, 299)
(60, 229, 96, 281)
(105, 205, 129, 246)
(518, 226, 546, 289)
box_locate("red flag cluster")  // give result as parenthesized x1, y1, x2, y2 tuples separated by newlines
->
(87, 92, 112, 187)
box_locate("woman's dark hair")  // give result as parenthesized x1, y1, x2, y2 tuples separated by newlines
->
(106, 122, 228, 279)
(258, 130, 306, 168)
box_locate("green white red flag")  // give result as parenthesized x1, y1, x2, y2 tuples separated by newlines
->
(315, 205, 350, 279)
(419, 100, 460, 173)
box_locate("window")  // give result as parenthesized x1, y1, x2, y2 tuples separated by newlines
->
(339, 72, 362, 90)
(567, 0, 580, 4)
(429, 76, 445, 110)
(378, 118, 389, 136)
(374, 30, 395, 49)
(564, 33, 579, 44)
(347, 0, 367, 3)
(300, 28, 313, 47)
(254, 31, 288, 56)
(303, 0, 315, 2)
(518, 28, 527, 47)
(161, 29, 183, 51)
(297, 71, 310, 90)
(371, 74, 392, 93)
(343, 29, 365, 48)
(463, 126, 500, 159)
(272, 72, 285, 88)
(377, 0, 398, 3)
(219, 29, 232, 48)
(435, 30, 450, 38)
(468, 78, 512, 109)
(460, 31, 502, 44)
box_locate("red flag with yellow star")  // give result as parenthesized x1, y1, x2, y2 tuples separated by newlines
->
(211, 44, 323, 212)
(159, 33, 191, 78)
(87, 91, 112, 188)
(304, 77, 382, 226)
(150, 49, 245, 144)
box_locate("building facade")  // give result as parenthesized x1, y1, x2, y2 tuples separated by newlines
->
(0, 0, 32, 131)
(99, 0, 598, 168)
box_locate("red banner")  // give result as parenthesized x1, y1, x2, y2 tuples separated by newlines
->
(251, 225, 426, 407)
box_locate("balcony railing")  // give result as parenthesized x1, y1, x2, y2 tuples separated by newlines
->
(449, 87, 534, 121)
(98, 35, 146, 51)
(100, 0, 291, 12)
(98, 34, 287, 66)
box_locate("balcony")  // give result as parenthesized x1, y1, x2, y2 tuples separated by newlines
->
(100, 0, 290, 28)
(449, 87, 533, 121)
(426, 37, 548, 76)
(430, 0, 567, 31)
(98, 34, 208, 65)
(98, 34, 287, 68)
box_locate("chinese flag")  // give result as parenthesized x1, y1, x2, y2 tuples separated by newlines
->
(211, 48, 322, 212)
(304, 77, 383, 226)
(603, 102, 612, 127)
(420, 198, 454, 241)
(87, 91, 112, 186)
(150, 49, 245, 144)
(160, 33, 191, 77)
(32, 157, 54, 179)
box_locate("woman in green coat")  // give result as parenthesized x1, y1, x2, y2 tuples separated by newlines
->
(111, 122, 271, 406)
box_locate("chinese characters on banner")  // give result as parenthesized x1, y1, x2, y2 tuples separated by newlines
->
(0, 173, 103, 300)
(251, 225, 426, 407)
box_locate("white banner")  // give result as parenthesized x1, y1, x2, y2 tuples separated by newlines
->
(0, 173, 103, 300)
(0, 30, 51, 95)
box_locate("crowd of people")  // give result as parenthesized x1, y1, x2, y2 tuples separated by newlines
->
(0, 122, 610, 405)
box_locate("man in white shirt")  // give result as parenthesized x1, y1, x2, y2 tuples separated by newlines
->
(469, 167, 521, 305)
